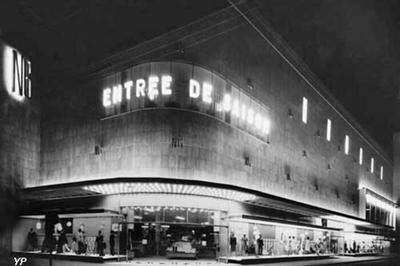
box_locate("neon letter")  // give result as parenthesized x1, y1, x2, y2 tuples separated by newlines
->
(103, 88, 112, 107)
(254, 113, 261, 130)
(148, 76, 159, 100)
(189, 79, 200, 99)
(202, 82, 212, 103)
(161, 75, 172, 95)
(263, 118, 271, 134)
(247, 108, 254, 124)
(136, 79, 146, 98)
(223, 94, 231, 111)
(241, 105, 247, 120)
(112, 85, 122, 104)
(232, 99, 240, 117)
(124, 80, 133, 100)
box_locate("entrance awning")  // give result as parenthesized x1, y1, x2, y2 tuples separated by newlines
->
(21, 177, 394, 232)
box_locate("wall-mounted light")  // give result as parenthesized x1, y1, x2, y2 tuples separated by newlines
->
(288, 108, 293, 118)
(83, 182, 257, 202)
(247, 78, 254, 90)
(94, 145, 102, 155)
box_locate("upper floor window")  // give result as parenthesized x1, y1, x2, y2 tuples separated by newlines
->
(302, 97, 308, 124)
(359, 148, 363, 165)
(344, 135, 350, 155)
(370, 158, 374, 173)
(380, 166, 384, 180)
(326, 119, 331, 141)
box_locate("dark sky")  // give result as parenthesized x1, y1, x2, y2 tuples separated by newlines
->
(1, 0, 399, 155)
(258, 0, 400, 155)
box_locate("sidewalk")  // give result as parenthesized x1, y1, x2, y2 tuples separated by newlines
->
(104, 255, 397, 266)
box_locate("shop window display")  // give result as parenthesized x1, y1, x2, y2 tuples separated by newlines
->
(343, 232, 389, 255)
(229, 221, 335, 257)
(119, 206, 228, 259)
(13, 214, 121, 258)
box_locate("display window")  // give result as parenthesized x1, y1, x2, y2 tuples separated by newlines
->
(118, 206, 229, 259)
(12, 214, 122, 258)
(343, 232, 390, 255)
(228, 220, 338, 257)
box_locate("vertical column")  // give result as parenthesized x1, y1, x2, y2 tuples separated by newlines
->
(392, 132, 400, 252)
(358, 188, 367, 219)
(393, 133, 400, 203)
(155, 211, 161, 256)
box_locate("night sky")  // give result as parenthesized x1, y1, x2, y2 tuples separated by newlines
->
(1, 0, 399, 154)
(258, 0, 400, 155)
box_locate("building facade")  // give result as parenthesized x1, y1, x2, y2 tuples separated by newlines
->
(3, 2, 397, 261)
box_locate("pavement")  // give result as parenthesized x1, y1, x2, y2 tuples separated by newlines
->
(1, 254, 398, 266)
(103, 255, 399, 266)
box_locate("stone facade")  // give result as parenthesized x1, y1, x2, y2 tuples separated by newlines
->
(0, 39, 40, 253)
(36, 4, 393, 222)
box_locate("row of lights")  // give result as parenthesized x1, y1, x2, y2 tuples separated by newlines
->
(83, 182, 257, 202)
(302, 97, 384, 180)
(124, 206, 212, 213)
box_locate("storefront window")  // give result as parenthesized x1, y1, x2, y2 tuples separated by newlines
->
(344, 232, 389, 255)
(229, 220, 336, 257)
(365, 193, 396, 227)
(12, 214, 121, 257)
(165, 207, 187, 223)
(119, 206, 228, 260)
(133, 206, 159, 222)
(188, 209, 214, 225)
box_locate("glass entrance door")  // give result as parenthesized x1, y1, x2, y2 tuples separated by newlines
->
(118, 222, 228, 259)
(117, 206, 228, 260)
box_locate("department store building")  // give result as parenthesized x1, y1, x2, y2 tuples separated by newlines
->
(1, 2, 398, 263)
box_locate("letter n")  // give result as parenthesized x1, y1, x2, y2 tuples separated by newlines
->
(12, 50, 23, 96)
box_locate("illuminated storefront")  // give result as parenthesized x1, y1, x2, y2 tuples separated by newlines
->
(10, 60, 397, 263)
(13, 178, 396, 261)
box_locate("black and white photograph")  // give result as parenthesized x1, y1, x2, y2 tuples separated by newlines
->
(0, 0, 400, 265)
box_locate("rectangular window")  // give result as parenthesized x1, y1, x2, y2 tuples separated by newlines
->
(326, 119, 331, 141)
(370, 157, 374, 173)
(302, 97, 308, 124)
(359, 148, 363, 165)
(344, 135, 350, 155)
(380, 166, 383, 180)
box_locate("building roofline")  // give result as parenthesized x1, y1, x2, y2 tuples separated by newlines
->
(230, 1, 392, 164)
(64, 1, 391, 164)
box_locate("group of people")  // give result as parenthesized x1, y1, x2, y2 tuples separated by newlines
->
(68, 229, 115, 256)
(28, 227, 116, 256)
(344, 240, 384, 254)
(229, 232, 332, 257)
(230, 233, 264, 256)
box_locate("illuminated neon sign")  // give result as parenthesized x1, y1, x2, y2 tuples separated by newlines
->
(2, 43, 31, 101)
(101, 62, 271, 137)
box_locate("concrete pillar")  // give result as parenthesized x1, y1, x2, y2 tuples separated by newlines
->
(392, 132, 400, 253)
(358, 188, 366, 219)
(393, 133, 400, 203)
